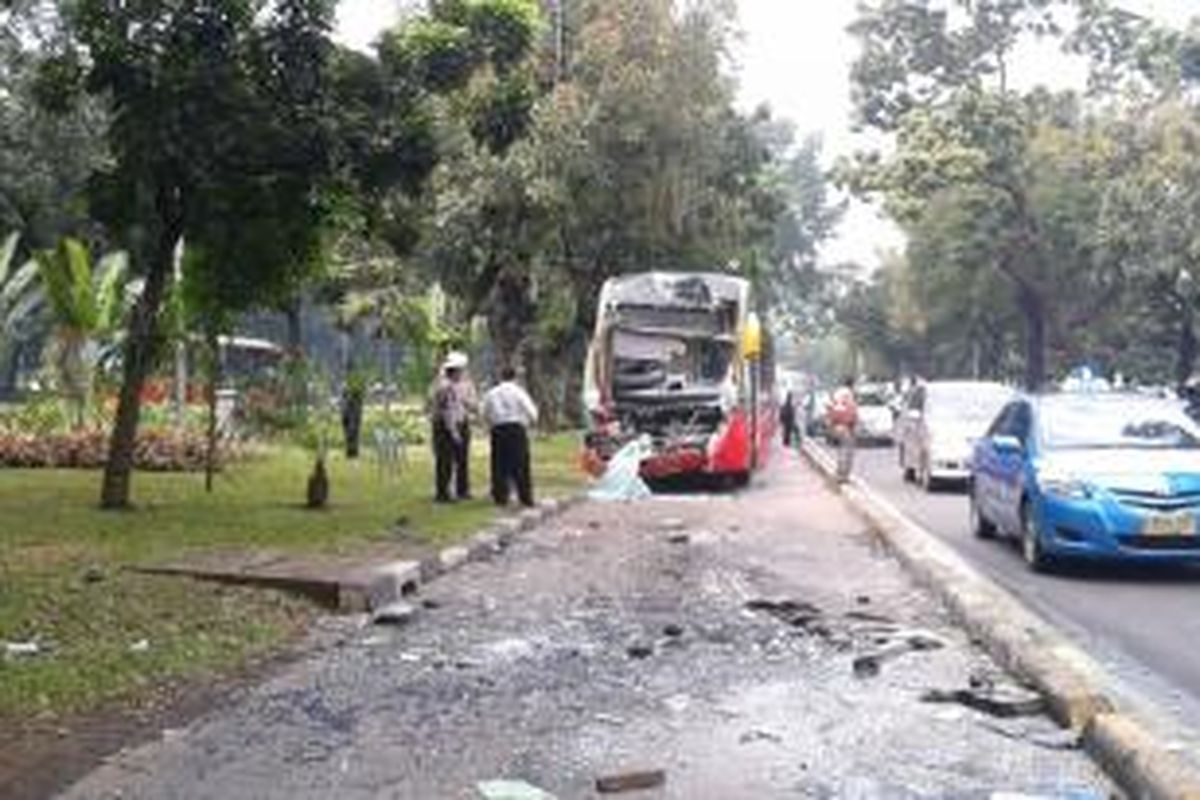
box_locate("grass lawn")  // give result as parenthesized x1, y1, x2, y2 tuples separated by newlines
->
(0, 431, 584, 719)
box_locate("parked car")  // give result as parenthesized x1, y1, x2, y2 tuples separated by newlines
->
(897, 381, 1013, 490)
(970, 393, 1200, 571)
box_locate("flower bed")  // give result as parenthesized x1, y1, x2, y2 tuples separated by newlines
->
(0, 428, 232, 471)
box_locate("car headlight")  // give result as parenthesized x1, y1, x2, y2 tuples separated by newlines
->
(1039, 473, 1093, 500)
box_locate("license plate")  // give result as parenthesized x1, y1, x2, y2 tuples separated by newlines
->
(1142, 512, 1198, 537)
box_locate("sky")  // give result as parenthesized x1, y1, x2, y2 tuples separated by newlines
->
(335, 0, 1198, 270)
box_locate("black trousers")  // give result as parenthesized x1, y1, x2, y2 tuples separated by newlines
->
(490, 423, 533, 507)
(433, 421, 470, 501)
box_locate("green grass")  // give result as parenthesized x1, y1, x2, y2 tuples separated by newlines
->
(0, 432, 584, 718)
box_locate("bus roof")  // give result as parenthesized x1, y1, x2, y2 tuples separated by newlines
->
(601, 272, 748, 308)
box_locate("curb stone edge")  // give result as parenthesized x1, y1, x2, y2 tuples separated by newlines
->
(799, 440, 1200, 800)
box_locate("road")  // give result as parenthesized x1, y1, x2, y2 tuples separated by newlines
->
(845, 443, 1200, 725)
(62, 453, 1105, 799)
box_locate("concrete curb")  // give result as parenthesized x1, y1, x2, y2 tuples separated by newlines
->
(799, 440, 1200, 800)
(343, 492, 588, 614)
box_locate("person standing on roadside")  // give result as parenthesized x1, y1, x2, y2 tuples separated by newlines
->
(780, 391, 798, 447)
(482, 366, 539, 507)
(828, 377, 859, 484)
(429, 351, 477, 503)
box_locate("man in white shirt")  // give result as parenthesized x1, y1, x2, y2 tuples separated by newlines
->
(482, 366, 539, 507)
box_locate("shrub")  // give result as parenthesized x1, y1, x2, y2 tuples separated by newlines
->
(0, 427, 236, 471)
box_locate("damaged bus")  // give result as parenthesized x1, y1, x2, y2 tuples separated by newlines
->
(582, 272, 775, 486)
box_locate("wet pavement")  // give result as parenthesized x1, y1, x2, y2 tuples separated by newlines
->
(61, 451, 1111, 799)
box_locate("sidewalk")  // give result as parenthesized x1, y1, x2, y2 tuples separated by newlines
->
(61, 448, 1110, 799)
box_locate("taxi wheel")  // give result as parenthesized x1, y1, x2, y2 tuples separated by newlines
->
(969, 483, 995, 539)
(1020, 502, 1055, 573)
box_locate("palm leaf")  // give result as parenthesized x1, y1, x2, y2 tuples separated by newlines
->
(0, 259, 42, 325)
(94, 250, 129, 334)
(0, 232, 18, 284)
(63, 238, 97, 332)
(1, 281, 44, 342)
(35, 248, 78, 330)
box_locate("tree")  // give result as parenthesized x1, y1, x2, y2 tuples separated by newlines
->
(40, 0, 542, 508)
(844, 1, 1130, 389)
(33, 237, 127, 427)
(1097, 102, 1200, 387)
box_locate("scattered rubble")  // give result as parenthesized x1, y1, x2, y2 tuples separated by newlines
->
(978, 719, 1081, 751)
(739, 729, 783, 745)
(595, 769, 666, 794)
(626, 643, 654, 660)
(745, 598, 823, 629)
(371, 601, 418, 626)
(921, 684, 1046, 718)
(4, 640, 43, 658)
(476, 779, 557, 800)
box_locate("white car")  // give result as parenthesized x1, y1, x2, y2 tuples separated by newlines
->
(897, 381, 1013, 490)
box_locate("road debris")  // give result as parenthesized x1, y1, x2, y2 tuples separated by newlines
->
(4, 640, 43, 658)
(83, 565, 106, 583)
(979, 719, 1081, 751)
(921, 684, 1046, 718)
(666, 531, 690, 545)
(745, 598, 823, 629)
(129, 639, 150, 653)
(660, 518, 686, 532)
(593, 713, 625, 726)
(739, 729, 783, 745)
(595, 769, 667, 794)
(371, 601, 418, 626)
(661, 623, 684, 638)
(626, 642, 654, 659)
(588, 437, 654, 502)
(476, 779, 557, 800)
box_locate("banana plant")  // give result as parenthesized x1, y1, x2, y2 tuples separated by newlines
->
(0, 232, 42, 348)
(33, 238, 129, 427)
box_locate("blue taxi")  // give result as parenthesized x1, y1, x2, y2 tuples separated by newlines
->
(969, 393, 1200, 571)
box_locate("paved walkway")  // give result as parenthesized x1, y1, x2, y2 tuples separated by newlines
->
(61, 449, 1109, 799)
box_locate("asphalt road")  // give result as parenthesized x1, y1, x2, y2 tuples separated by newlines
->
(62, 454, 1105, 799)
(844, 443, 1200, 724)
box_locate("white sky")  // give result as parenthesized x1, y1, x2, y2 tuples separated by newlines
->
(335, 0, 1198, 271)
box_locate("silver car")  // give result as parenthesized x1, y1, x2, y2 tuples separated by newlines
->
(897, 381, 1013, 490)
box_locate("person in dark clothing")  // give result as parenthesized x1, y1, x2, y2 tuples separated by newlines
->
(429, 352, 477, 502)
(482, 366, 539, 507)
(780, 391, 798, 447)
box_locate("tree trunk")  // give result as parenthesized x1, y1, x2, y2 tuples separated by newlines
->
(341, 387, 364, 459)
(283, 296, 306, 415)
(99, 235, 174, 510)
(204, 327, 220, 493)
(1177, 308, 1197, 391)
(561, 329, 587, 429)
(488, 271, 531, 374)
(1017, 285, 1047, 392)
